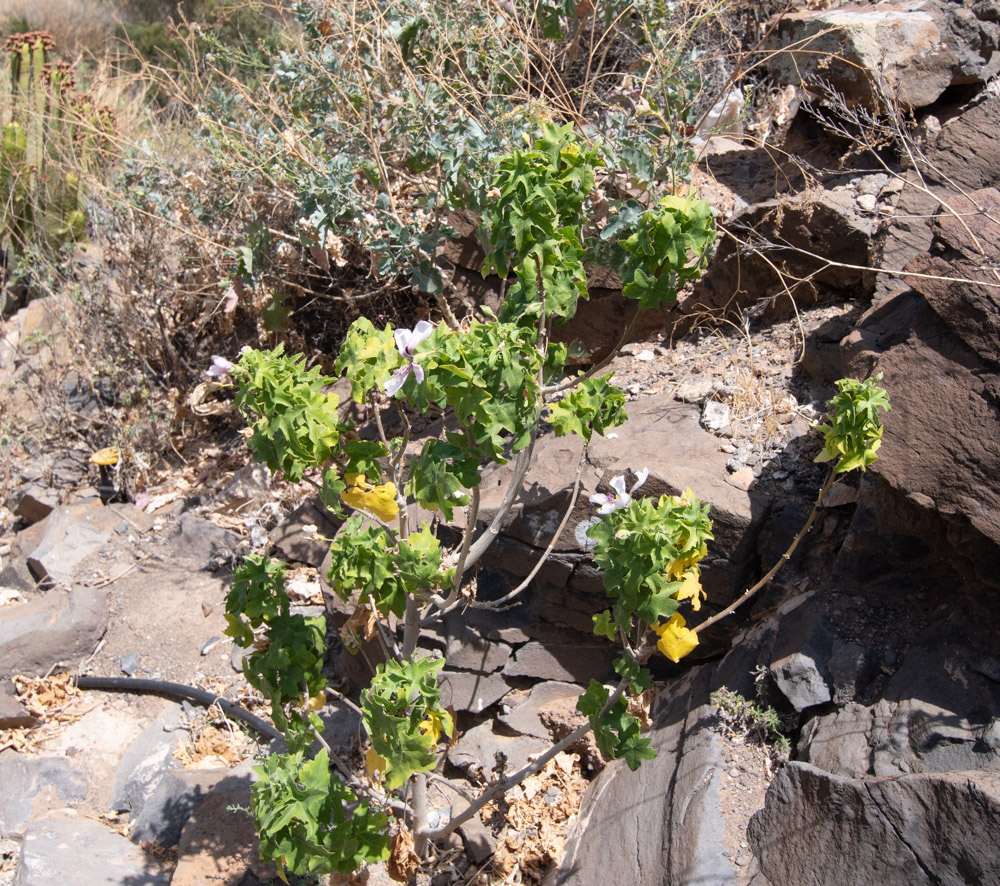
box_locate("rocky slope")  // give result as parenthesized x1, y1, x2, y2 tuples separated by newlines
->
(2, 1, 999, 884)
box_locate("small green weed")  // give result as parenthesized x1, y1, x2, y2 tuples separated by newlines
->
(710, 687, 790, 756)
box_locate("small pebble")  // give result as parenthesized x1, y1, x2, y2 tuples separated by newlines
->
(857, 194, 878, 212)
(201, 636, 222, 655)
(120, 651, 139, 676)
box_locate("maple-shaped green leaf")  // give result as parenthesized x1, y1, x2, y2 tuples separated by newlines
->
(618, 730, 657, 770)
(406, 439, 473, 521)
(326, 517, 405, 616)
(252, 750, 390, 875)
(550, 374, 626, 441)
(613, 655, 652, 695)
(365, 705, 437, 789)
(593, 610, 618, 641)
(576, 679, 610, 718)
(342, 439, 389, 480)
(319, 468, 346, 518)
(396, 523, 453, 595)
(362, 657, 450, 789)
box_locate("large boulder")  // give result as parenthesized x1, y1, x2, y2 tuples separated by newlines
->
(903, 188, 1000, 368)
(549, 666, 740, 886)
(875, 95, 1000, 304)
(764, 0, 1000, 109)
(749, 763, 1000, 885)
(477, 397, 771, 611)
(694, 184, 877, 320)
(0, 586, 108, 678)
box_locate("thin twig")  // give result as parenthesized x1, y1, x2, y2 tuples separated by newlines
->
(423, 674, 630, 841)
(693, 465, 837, 635)
(470, 443, 588, 612)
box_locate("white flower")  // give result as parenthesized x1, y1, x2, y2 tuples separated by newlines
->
(205, 355, 235, 377)
(589, 467, 649, 514)
(384, 320, 434, 396)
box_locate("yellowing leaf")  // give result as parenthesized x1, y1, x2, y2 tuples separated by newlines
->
(308, 690, 326, 711)
(365, 745, 387, 783)
(418, 710, 443, 744)
(340, 473, 400, 523)
(89, 446, 120, 466)
(668, 542, 707, 579)
(673, 568, 705, 612)
(652, 613, 699, 663)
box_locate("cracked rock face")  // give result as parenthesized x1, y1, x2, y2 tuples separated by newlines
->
(748, 763, 1000, 886)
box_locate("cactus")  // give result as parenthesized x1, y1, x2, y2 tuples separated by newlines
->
(1, 30, 115, 308)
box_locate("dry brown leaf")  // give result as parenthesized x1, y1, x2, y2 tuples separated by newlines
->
(340, 605, 378, 650)
(482, 752, 588, 884)
(387, 828, 419, 883)
(187, 381, 235, 416)
(627, 688, 655, 731)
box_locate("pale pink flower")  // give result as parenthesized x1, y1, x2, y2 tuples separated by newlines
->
(590, 467, 649, 514)
(206, 355, 236, 377)
(384, 320, 434, 396)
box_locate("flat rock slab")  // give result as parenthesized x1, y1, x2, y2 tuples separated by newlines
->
(13, 816, 171, 885)
(171, 774, 280, 886)
(0, 690, 39, 729)
(588, 398, 768, 573)
(37, 702, 147, 813)
(749, 763, 1000, 886)
(0, 586, 107, 678)
(551, 665, 738, 886)
(439, 670, 512, 714)
(0, 753, 89, 835)
(502, 641, 611, 685)
(170, 513, 241, 570)
(449, 721, 548, 779)
(130, 766, 233, 847)
(110, 705, 184, 817)
(24, 503, 123, 587)
(499, 681, 585, 741)
(477, 398, 769, 608)
(443, 614, 512, 674)
(269, 497, 341, 567)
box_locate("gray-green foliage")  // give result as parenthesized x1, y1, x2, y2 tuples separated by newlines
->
(710, 687, 790, 754)
(192, 0, 708, 313)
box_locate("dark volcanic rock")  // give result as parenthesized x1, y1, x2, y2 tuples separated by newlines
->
(696, 186, 875, 319)
(904, 188, 1000, 368)
(764, 1, 1000, 109)
(749, 763, 1000, 886)
(0, 586, 108, 678)
(550, 665, 738, 886)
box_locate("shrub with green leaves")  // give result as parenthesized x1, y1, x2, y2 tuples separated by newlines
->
(181, 0, 714, 340)
(212, 99, 890, 877)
